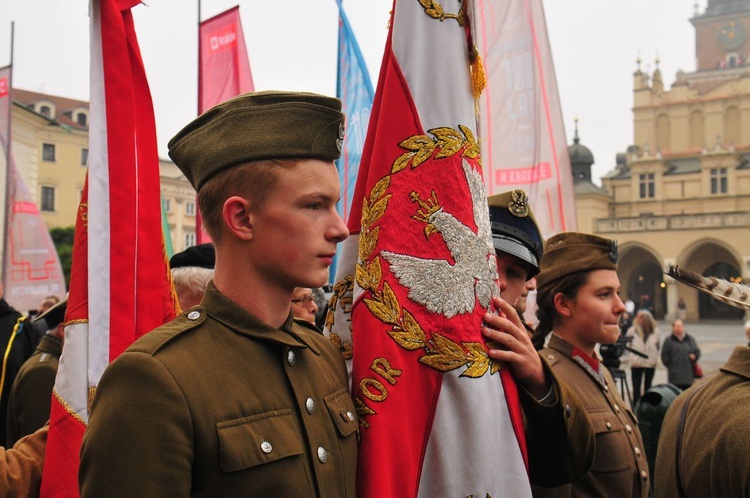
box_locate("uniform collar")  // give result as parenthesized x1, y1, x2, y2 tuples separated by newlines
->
(37, 334, 63, 355)
(200, 283, 321, 354)
(548, 334, 607, 388)
(720, 346, 750, 381)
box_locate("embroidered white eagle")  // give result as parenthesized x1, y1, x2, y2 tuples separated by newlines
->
(381, 158, 498, 318)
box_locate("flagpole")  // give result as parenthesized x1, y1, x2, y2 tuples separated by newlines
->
(2, 22, 15, 289)
(195, 0, 203, 246)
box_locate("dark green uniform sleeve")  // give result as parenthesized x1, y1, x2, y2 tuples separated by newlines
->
(520, 355, 595, 487)
(80, 351, 193, 497)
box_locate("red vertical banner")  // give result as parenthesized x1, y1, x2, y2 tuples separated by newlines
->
(40, 0, 176, 495)
(475, 0, 577, 238)
(197, 6, 254, 244)
(199, 6, 254, 114)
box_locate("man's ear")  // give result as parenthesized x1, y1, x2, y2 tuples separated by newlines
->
(222, 196, 254, 241)
(553, 292, 573, 318)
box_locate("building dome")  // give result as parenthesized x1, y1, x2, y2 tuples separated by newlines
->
(568, 120, 594, 167)
(568, 120, 595, 184)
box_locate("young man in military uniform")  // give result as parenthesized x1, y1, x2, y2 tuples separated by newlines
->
(80, 91, 358, 497)
(483, 190, 595, 487)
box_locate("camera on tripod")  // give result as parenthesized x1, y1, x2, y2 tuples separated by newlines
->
(600, 335, 648, 371)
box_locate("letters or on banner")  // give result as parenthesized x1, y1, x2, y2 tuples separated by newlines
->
(326, 1, 531, 496)
(475, 0, 577, 237)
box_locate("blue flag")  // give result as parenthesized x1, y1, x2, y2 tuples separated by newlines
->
(335, 0, 374, 223)
(331, 0, 374, 284)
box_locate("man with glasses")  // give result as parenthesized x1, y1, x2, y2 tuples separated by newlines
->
(291, 287, 319, 325)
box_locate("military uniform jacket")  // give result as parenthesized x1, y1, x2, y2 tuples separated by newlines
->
(654, 346, 750, 498)
(533, 335, 650, 498)
(6, 334, 62, 446)
(80, 283, 358, 497)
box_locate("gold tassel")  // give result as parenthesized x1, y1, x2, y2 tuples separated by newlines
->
(470, 51, 487, 99)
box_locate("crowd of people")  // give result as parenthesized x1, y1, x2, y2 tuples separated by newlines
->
(0, 90, 745, 496)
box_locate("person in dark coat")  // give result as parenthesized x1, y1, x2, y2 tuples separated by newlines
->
(660, 319, 700, 390)
(0, 283, 40, 446)
(80, 91, 359, 497)
(6, 299, 67, 446)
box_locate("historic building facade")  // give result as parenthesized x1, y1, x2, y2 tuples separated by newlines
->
(4, 89, 196, 256)
(573, 0, 750, 321)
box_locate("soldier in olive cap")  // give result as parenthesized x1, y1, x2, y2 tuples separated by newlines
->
(530, 232, 650, 497)
(80, 91, 357, 497)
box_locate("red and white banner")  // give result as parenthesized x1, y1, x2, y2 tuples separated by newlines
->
(40, 1, 176, 495)
(475, 0, 577, 237)
(0, 65, 66, 312)
(197, 5, 254, 244)
(3, 159, 67, 312)
(326, 1, 530, 496)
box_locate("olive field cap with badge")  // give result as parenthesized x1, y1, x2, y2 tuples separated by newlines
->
(487, 189, 544, 279)
(535, 232, 619, 291)
(167, 90, 345, 192)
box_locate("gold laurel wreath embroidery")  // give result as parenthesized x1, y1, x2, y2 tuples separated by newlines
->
(327, 125, 500, 378)
(417, 0, 465, 26)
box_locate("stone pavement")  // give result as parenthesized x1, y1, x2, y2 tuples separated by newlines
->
(610, 319, 747, 408)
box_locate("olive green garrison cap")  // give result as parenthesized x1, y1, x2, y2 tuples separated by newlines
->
(168, 90, 345, 191)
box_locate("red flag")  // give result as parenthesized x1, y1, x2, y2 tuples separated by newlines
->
(326, 1, 530, 496)
(475, 0, 577, 237)
(196, 6, 254, 243)
(40, 1, 176, 495)
(199, 6, 254, 114)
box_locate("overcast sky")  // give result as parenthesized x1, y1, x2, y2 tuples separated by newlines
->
(1, 0, 699, 183)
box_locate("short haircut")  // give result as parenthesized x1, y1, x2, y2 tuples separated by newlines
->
(197, 159, 295, 242)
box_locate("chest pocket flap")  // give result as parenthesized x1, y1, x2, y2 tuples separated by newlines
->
(217, 409, 304, 472)
(324, 388, 358, 438)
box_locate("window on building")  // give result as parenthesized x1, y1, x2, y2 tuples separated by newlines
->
(42, 143, 56, 162)
(639, 173, 655, 199)
(710, 168, 728, 194)
(41, 186, 55, 212)
(186, 201, 195, 216)
(724, 106, 740, 145)
(39, 105, 51, 118)
(185, 233, 196, 248)
(76, 112, 88, 127)
(81, 148, 89, 166)
(163, 198, 171, 212)
(655, 114, 670, 152)
(690, 110, 704, 149)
